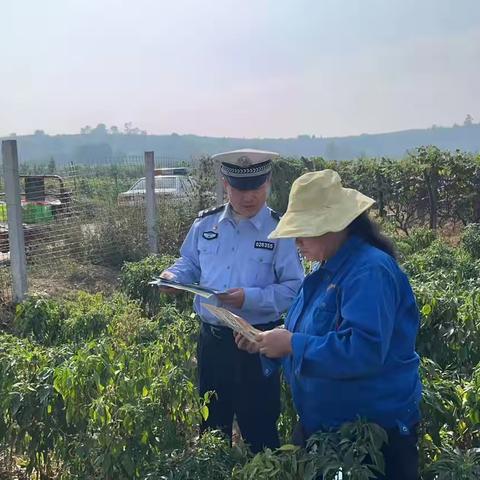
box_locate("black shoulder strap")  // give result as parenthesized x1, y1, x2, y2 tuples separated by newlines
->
(197, 203, 227, 219)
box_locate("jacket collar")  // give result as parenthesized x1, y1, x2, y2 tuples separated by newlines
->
(321, 234, 364, 274)
(219, 203, 269, 231)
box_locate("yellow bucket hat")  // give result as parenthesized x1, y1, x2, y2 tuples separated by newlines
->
(269, 170, 375, 239)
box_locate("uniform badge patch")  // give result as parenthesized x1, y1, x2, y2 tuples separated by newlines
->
(254, 241, 275, 250)
(202, 231, 218, 240)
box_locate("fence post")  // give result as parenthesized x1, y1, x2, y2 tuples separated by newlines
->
(144, 151, 158, 254)
(2, 140, 28, 302)
(214, 160, 224, 206)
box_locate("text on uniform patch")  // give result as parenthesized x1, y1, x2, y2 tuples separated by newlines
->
(254, 241, 275, 250)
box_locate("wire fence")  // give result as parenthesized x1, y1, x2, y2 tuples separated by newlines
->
(0, 151, 212, 306)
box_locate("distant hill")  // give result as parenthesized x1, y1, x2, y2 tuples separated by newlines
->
(2, 123, 480, 165)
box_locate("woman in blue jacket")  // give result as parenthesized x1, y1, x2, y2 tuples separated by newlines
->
(236, 170, 421, 480)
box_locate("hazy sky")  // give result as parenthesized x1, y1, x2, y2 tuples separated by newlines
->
(2, 0, 480, 138)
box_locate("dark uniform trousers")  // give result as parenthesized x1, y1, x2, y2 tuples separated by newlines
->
(292, 422, 419, 480)
(197, 321, 281, 453)
(378, 425, 418, 480)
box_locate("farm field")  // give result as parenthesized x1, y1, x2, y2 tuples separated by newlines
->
(1, 147, 480, 479)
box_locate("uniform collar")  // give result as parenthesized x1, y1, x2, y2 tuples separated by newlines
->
(321, 234, 364, 274)
(219, 203, 269, 231)
(218, 204, 231, 224)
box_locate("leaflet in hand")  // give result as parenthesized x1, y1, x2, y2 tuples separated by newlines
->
(149, 277, 227, 298)
(203, 304, 261, 343)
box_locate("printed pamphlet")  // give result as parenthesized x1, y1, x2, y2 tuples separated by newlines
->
(203, 304, 261, 343)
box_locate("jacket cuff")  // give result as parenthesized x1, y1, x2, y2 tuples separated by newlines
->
(242, 287, 261, 310)
(291, 333, 308, 376)
(260, 355, 281, 377)
(165, 267, 185, 284)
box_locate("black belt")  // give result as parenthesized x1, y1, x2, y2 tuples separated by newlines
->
(201, 322, 232, 339)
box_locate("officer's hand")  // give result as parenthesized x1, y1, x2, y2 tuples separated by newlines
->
(257, 328, 293, 359)
(234, 332, 260, 354)
(217, 288, 245, 309)
(158, 270, 181, 294)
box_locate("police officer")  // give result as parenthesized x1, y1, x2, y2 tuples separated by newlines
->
(160, 149, 304, 453)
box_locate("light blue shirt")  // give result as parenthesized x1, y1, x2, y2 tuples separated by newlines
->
(167, 203, 304, 326)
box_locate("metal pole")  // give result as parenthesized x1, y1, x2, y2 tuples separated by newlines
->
(144, 151, 158, 254)
(2, 140, 27, 302)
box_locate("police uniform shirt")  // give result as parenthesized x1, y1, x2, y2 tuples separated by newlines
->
(167, 203, 305, 326)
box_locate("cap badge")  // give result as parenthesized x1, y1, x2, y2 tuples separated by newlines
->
(237, 156, 252, 167)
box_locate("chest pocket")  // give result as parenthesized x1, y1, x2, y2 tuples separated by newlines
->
(310, 288, 341, 336)
(198, 241, 219, 271)
(248, 252, 274, 286)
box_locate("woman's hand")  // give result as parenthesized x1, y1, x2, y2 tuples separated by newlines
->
(234, 332, 260, 353)
(257, 329, 293, 358)
(235, 329, 293, 359)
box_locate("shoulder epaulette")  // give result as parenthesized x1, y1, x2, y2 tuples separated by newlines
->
(197, 203, 227, 219)
(270, 209, 281, 222)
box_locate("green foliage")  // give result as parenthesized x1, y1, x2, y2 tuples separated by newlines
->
(419, 358, 480, 474)
(403, 239, 458, 278)
(277, 373, 298, 444)
(71, 163, 144, 204)
(13, 291, 158, 348)
(1, 293, 206, 479)
(13, 295, 65, 345)
(233, 444, 317, 480)
(427, 447, 480, 479)
(154, 200, 199, 255)
(146, 431, 244, 479)
(80, 202, 150, 266)
(394, 227, 438, 258)
(306, 421, 387, 480)
(270, 159, 308, 214)
(53, 334, 204, 478)
(190, 155, 220, 211)
(234, 420, 387, 480)
(402, 235, 480, 371)
(304, 148, 480, 232)
(462, 223, 480, 259)
(120, 254, 192, 315)
(414, 283, 480, 371)
(0, 333, 67, 478)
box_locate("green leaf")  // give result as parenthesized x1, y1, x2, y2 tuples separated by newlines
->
(422, 304, 432, 316)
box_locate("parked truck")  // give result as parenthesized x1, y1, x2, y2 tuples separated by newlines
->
(0, 175, 72, 255)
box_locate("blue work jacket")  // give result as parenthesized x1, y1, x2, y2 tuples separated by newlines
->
(265, 235, 422, 435)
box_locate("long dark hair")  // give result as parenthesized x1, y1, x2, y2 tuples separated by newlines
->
(347, 212, 397, 259)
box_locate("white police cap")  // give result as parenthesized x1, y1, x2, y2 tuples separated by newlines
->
(213, 149, 279, 190)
